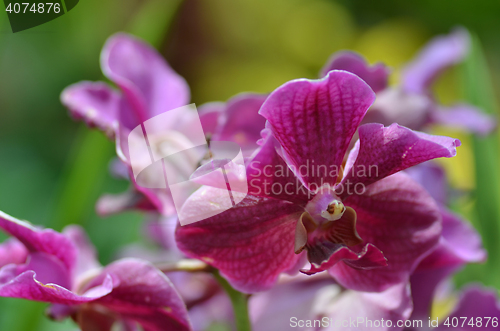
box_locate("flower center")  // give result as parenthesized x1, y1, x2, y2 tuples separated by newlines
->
(321, 200, 346, 221)
(294, 188, 363, 265)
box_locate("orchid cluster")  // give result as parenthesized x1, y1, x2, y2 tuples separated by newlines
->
(1, 28, 499, 331)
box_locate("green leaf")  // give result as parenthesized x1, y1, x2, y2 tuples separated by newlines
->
(459, 32, 500, 286)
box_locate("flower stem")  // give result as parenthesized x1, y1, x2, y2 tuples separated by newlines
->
(156, 259, 210, 273)
(212, 270, 251, 331)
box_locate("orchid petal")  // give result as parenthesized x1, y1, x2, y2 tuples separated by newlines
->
(338, 123, 460, 197)
(88, 258, 192, 331)
(0, 238, 28, 268)
(405, 162, 448, 206)
(101, 33, 190, 126)
(61, 81, 121, 138)
(321, 51, 389, 93)
(212, 93, 268, 154)
(410, 208, 486, 321)
(0, 251, 72, 289)
(0, 269, 113, 304)
(402, 28, 470, 93)
(431, 104, 497, 136)
(418, 208, 486, 271)
(0, 211, 77, 273)
(246, 135, 310, 205)
(197, 102, 223, 136)
(175, 187, 304, 293)
(367, 87, 433, 130)
(260, 70, 375, 190)
(62, 225, 101, 278)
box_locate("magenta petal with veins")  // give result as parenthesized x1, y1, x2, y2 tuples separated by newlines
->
(259, 71, 375, 190)
(176, 187, 304, 293)
(338, 123, 460, 198)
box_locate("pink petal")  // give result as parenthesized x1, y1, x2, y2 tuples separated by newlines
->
(246, 134, 310, 205)
(175, 187, 304, 293)
(212, 93, 268, 155)
(321, 51, 390, 93)
(431, 104, 497, 136)
(197, 102, 223, 136)
(338, 123, 460, 197)
(61, 81, 121, 138)
(62, 225, 102, 278)
(260, 70, 375, 190)
(0, 252, 72, 289)
(418, 208, 486, 271)
(405, 162, 448, 206)
(88, 258, 192, 331)
(410, 267, 455, 323)
(101, 33, 190, 125)
(402, 28, 470, 93)
(0, 238, 28, 268)
(0, 211, 77, 273)
(0, 269, 113, 304)
(330, 173, 442, 292)
(366, 87, 433, 130)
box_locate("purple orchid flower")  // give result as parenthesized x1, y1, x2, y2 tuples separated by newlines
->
(61, 33, 191, 217)
(322, 28, 496, 135)
(175, 70, 461, 293)
(0, 211, 192, 331)
(61, 33, 267, 217)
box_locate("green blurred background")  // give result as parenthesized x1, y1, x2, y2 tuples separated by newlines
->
(1, 0, 500, 329)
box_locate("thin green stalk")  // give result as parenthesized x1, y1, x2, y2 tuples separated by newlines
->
(212, 270, 252, 331)
(51, 128, 113, 230)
